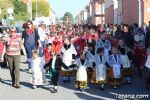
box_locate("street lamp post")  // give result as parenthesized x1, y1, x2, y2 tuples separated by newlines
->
(0, 8, 1, 21)
(30, 0, 32, 20)
(138, 0, 142, 27)
(0, 8, 1, 15)
(36, 0, 38, 18)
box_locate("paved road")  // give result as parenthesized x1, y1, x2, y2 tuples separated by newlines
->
(0, 56, 150, 100)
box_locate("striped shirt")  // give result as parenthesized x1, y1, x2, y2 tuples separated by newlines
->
(0, 39, 5, 57)
(3, 35, 23, 55)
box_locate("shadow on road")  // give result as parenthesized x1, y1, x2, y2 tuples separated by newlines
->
(20, 69, 28, 72)
(0, 79, 12, 86)
(74, 92, 102, 100)
(0, 79, 33, 89)
(20, 81, 33, 89)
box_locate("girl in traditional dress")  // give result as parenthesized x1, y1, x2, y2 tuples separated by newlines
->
(94, 48, 109, 89)
(44, 51, 68, 93)
(86, 43, 95, 83)
(86, 43, 95, 62)
(117, 39, 131, 84)
(96, 32, 111, 63)
(30, 50, 44, 89)
(74, 51, 89, 91)
(61, 37, 77, 83)
(109, 46, 122, 89)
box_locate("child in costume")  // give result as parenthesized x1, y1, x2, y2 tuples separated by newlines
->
(30, 50, 44, 89)
(109, 46, 122, 89)
(44, 51, 68, 93)
(96, 32, 111, 63)
(86, 43, 95, 82)
(74, 51, 89, 91)
(61, 37, 77, 83)
(94, 48, 109, 89)
(117, 39, 131, 84)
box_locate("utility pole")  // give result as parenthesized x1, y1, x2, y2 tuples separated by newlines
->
(28, 0, 32, 20)
(36, 0, 38, 18)
(67, 16, 69, 23)
(30, 0, 32, 20)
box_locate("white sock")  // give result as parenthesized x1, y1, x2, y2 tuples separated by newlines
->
(54, 86, 58, 90)
(101, 84, 104, 88)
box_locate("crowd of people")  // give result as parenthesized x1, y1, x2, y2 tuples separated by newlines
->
(0, 20, 150, 93)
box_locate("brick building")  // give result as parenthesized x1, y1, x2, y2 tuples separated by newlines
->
(105, 0, 150, 26)
(77, 0, 105, 25)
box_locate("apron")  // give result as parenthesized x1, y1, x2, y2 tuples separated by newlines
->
(110, 55, 121, 78)
(62, 44, 76, 67)
(120, 55, 130, 68)
(96, 64, 106, 81)
(76, 59, 88, 81)
(113, 64, 121, 78)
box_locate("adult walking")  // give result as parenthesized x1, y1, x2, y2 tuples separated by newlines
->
(38, 23, 47, 57)
(1, 28, 27, 88)
(22, 20, 41, 73)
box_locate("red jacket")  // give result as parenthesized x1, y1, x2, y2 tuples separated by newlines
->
(53, 36, 63, 54)
(132, 47, 147, 68)
(43, 48, 53, 62)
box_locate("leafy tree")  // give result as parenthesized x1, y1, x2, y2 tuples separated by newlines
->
(12, 0, 28, 21)
(0, 0, 50, 22)
(0, 0, 13, 19)
(0, 0, 28, 21)
(61, 12, 74, 23)
(32, 0, 50, 19)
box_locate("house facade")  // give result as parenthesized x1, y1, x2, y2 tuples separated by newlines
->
(104, 0, 150, 26)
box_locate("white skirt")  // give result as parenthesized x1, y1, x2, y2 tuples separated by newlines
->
(121, 55, 130, 68)
(76, 66, 87, 81)
(104, 49, 109, 62)
(113, 64, 121, 78)
(96, 64, 106, 81)
(31, 71, 43, 85)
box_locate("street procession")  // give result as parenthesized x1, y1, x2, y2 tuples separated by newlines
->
(0, 0, 150, 100)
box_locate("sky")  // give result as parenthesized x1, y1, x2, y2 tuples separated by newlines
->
(49, 0, 90, 18)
